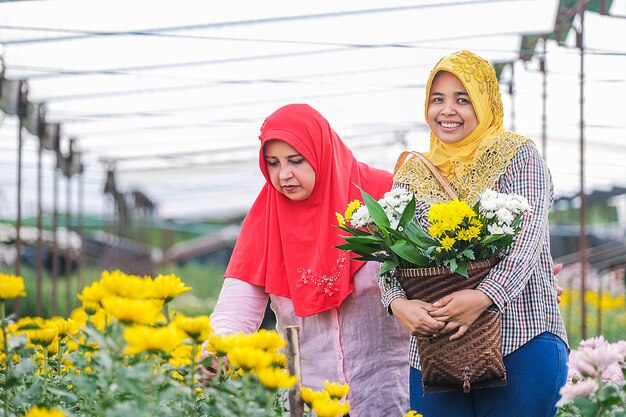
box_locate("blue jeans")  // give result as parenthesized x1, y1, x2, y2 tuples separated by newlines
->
(409, 332, 568, 417)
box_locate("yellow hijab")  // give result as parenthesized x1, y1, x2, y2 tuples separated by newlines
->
(395, 50, 529, 204)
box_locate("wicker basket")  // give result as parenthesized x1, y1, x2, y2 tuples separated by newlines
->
(394, 258, 507, 393)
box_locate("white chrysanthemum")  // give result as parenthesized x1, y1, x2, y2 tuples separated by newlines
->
(487, 224, 505, 235)
(510, 194, 531, 213)
(494, 207, 514, 225)
(501, 225, 515, 235)
(349, 205, 372, 228)
(479, 189, 500, 211)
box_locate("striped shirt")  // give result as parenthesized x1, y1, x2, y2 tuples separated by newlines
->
(378, 141, 568, 369)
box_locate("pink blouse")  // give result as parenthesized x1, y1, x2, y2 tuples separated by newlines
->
(210, 261, 410, 417)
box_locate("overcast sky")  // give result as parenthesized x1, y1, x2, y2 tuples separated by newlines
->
(0, 0, 625, 220)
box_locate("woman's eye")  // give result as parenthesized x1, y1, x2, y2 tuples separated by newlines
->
(432, 97, 443, 103)
(290, 159, 305, 165)
(458, 97, 470, 104)
(266, 160, 279, 167)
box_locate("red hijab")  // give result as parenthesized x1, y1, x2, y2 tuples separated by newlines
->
(224, 104, 392, 317)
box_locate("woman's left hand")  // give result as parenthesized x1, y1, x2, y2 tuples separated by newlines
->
(429, 289, 493, 341)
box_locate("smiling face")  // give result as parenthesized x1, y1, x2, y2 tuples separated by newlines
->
(427, 71, 479, 144)
(264, 139, 316, 201)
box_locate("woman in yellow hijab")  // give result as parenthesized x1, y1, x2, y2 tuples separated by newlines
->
(380, 51, 568, 417)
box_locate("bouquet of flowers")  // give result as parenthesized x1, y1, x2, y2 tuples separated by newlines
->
(336, 188, 531, 277)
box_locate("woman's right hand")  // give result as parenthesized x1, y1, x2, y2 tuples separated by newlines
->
(197, 350, 226, 386)
(390, 298, 446, 337)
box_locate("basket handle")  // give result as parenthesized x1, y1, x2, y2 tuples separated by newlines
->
(394, 151, 458, 200)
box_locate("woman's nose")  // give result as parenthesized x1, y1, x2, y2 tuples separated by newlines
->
(441, 101, 456, 115)
(279, 166, 293, 179)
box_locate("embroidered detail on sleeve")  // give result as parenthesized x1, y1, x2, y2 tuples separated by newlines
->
(296, 252, 349, 296)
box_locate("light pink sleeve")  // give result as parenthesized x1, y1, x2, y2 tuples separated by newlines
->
(210, 278, 269, 335)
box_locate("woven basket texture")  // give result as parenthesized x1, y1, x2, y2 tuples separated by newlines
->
(394, 258, 507, 393)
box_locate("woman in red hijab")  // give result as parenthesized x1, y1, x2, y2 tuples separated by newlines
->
(207, 104, 410, 416)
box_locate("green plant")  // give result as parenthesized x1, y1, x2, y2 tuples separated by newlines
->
(336, 188, 530, 277)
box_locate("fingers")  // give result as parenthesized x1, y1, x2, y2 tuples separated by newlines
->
(448, 325, 468, 341)
(553, 263, 563, 276)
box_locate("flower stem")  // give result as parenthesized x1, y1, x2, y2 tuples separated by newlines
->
(1, 299, 10, 417)
(163, 303, 171, 324)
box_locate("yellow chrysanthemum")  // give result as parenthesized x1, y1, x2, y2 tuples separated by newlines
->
(101, 295, 163, 325)
(0, 273, 26, 301)
(257, 367, 297, 390)
(456, 225, 481, 242)
(324, 380, 350, 400)
(227, 346, 274, 371)
(427, 222, 445, 238)
(403, 411, 423, 417)
(241, 329, 286, 352)
(344, 199, 361, 220)
(469, 217, 482, 228)
(205, 334, 237, 356)
(225, 366, 245, 379)
(335, 212, 346, 227)
(171, 371, 185, 381)
(21, 406, 67, 417)
(152, 274, 192, 302)
(272, 353, 287, 369)
(301, 386, 330, 407)
(123, 324, 186, 355)
(27, 327, 58, 346)
(440, 236, 456, 251)
(428, 199, 476, 235)
(11, 316, 45, 335)
(70, 307, 108, 331)
(174, 315, 212, 342)
(45, 338, 59, 354)
(76, 281, 107, 305)
(49, 317, 79, 339)
(312, 397, 350, 417)
(169, 344, 196, 367)
(585, 291, 626, 310)
(99, 270, 154, 299)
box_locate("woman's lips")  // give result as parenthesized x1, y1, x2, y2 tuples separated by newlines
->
(439, 121, 462, 131)
(282, 184, 299, 192)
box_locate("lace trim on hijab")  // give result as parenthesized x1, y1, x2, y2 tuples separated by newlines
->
(394, 131, 529, 205)
(296, 252, 349, 297)
(393, 157, 454, 205)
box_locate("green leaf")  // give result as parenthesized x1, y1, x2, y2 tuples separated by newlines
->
(455, 260, 469, 278)
(446, 258, 458, 273)
(397, 193, 417, 230)
(360, 188, 391, 229)
(337, 223, 371, 236)
(342, 235, 386, 245)
(404, 222, 438, 249)
(571, 397, 597, 416)
(461, 249, 475, 260)
(390, 241, 429, 266)
(379, 259, 400, 276)
(481, 234, 505, 244)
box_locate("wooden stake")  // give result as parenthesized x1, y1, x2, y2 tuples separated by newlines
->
(285, 325, 304, 417)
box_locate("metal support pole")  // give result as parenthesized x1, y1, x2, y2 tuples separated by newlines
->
(65, 174, 73, 316)
(52, 167, 59, 316)
(578, 0, 588, 340)
(36, 143, 43, 316)
(14, 117, 23, 316)
(508, 63, 515, 132)
(78, 168, 85, 291)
